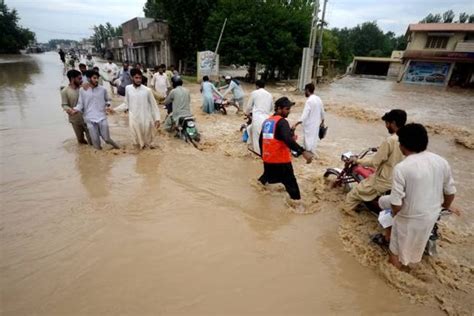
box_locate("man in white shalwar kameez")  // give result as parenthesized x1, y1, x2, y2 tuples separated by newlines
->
(379, 123, 457, 269)
(292, 83, 325, 154)
(113, 68, 161, 149)
(245, 80, 273, 155)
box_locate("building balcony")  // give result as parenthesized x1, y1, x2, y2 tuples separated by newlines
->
(454, 41, 474, 53)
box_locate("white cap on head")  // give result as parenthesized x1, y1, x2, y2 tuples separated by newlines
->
(225, 75, 231, 80)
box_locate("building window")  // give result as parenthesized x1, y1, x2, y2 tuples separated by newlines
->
(425, 36, 449, 49)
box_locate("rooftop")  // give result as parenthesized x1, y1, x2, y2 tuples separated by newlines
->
(406, 23, 474, 34)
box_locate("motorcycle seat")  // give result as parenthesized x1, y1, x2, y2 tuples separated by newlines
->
(178, 116, 195, 125)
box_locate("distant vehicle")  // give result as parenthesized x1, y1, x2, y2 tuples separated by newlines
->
(425, 73, 445, 83)
(26, 46, 44, 54)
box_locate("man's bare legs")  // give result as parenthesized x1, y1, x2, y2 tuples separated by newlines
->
(389, 252, 402, 270)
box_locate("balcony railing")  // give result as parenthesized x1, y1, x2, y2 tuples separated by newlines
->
(454, 41, 474, 53)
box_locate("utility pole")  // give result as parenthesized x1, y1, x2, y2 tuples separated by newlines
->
(309, 0, 320, 52)
(298, 1, 319, 91)
(210, 18, 227, 78)
(214, 18, 227, 57)
(312, 0, 328, 84)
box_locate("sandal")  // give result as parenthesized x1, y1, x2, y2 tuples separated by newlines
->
(370, 233, 389, 249)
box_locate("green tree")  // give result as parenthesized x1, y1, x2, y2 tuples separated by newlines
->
(330, 22, 406, 70)
(442, 10, 455, 23)
(203, 0, 312, 79)
(349, 22, 389, 57)
(330, 27, 353, 68)
(420, 13, 442, 23)
(420, 11, 474, 23)
(91, 23, 122, 51)
(321, 29, 339, 61)
(458, 12, 469, 23)
(144, 0, 217, 66)
(0, 2, 36, 54)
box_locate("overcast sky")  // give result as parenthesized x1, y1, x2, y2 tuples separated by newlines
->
(7, 0, 474, 42)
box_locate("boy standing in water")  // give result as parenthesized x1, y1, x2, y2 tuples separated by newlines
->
(73, 72, 120, 150)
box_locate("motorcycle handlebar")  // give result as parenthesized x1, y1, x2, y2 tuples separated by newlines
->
(358, 147, 377, 159)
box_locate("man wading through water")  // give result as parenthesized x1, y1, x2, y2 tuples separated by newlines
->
(61, 69, 91, 145)
(112, 68, 161, 149)
(72, 72, 120, 150)
(259, 97, 313, 200)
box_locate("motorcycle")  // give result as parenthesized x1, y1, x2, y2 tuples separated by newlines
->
(324, 147, 378, 193)
(176, 116, 201, 148)
(324, 147, 452, 256)
(213, 94, 240, 115)
(213, 95, 228, 115)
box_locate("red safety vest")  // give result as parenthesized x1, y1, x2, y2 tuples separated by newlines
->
(261, 115, 291, 164)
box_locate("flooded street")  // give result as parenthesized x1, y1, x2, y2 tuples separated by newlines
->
(1, 53, 472, 315)
(319, 76, 474, 130)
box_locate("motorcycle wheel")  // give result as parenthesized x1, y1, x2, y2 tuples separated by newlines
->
(323, 169, 341, 178)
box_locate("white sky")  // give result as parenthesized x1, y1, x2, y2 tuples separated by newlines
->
(6, 0, 474, 42)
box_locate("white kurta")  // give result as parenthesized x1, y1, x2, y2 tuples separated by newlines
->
(299, 94, 325, 153)
(379, 151, 456, 266)
(245, 88, 273, 154)
(151, 73, 170, 97)
(115, 85, 161, 148)
(103, 62, 119, 82)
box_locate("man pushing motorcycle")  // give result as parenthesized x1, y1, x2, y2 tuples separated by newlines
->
(344, 109, 407, 212)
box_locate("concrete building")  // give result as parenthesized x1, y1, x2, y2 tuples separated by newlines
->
(78, 39, 95, 54)
(106, 36, 125, 62)
(349, 51, 403, 79)
(400, 23, 474, 87)
(118, 17, 175, 68)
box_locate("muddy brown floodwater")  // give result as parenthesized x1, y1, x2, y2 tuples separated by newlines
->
(1, 53, 473, 315)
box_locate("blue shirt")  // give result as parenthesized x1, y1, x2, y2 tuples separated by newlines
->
(118, 68, 132, 87)
(201, 81, 222, 98)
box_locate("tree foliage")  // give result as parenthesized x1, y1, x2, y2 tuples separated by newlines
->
(458, 12, 469, 23)
(144, 0, 217, 63)
(330, 22, 406, 68)
(420, 11, 474, 23)
(141, 0, 412, 76)
(203, 0, 312, 78)
(442, 10, 455, 23)
(91, 22, 122, 51)
(420, 13, 442, 23)
(0, 2, 36, 54)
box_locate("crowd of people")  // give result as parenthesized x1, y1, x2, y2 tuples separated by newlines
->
(59, 52, 459, 271)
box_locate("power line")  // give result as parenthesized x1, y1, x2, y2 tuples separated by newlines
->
(28, 25, 92, 36)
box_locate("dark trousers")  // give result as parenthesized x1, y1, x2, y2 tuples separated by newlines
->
(259, 162, 301, 200)
(165, 103, 173, 114)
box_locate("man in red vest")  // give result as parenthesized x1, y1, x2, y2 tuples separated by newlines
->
(259, 97, 313, 200)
